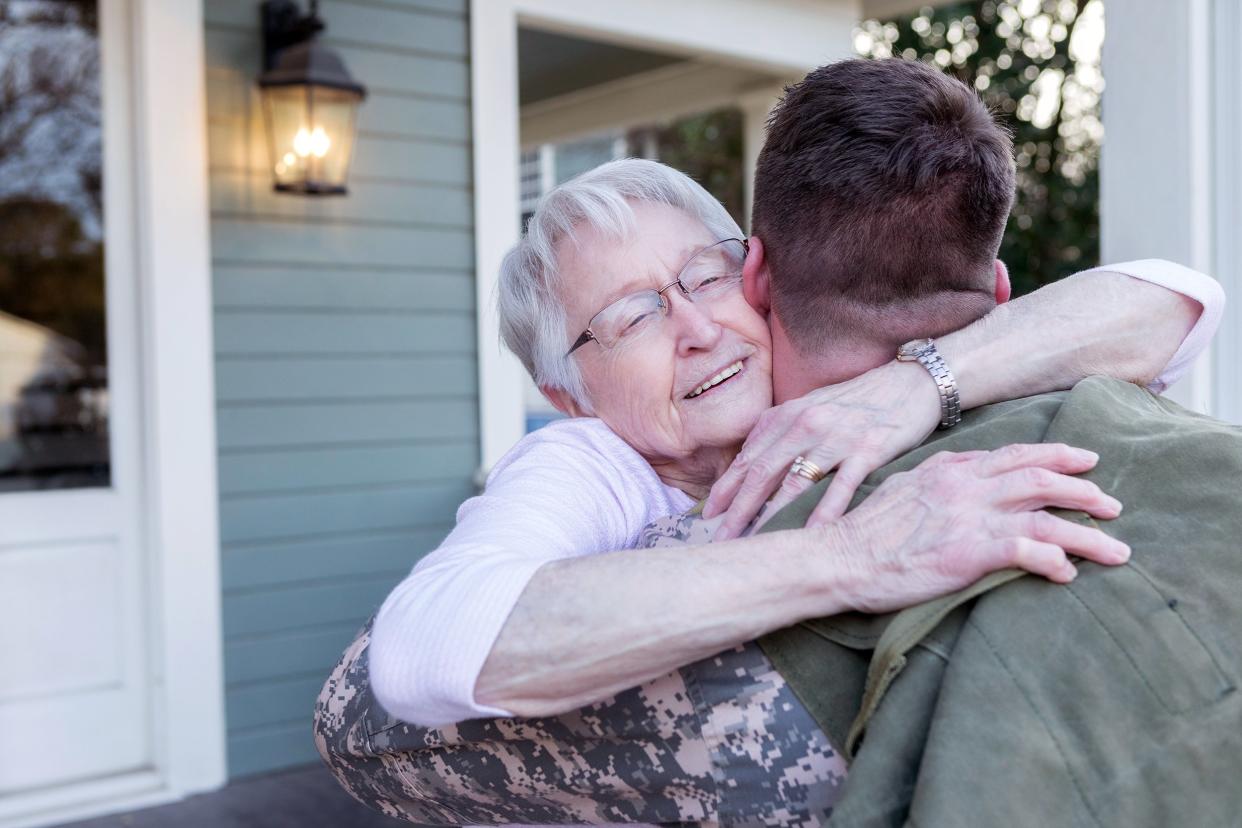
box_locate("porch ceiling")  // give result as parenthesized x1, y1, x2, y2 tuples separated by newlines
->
(518, 26, 784, 147)
(860, 0, 956, 21)
(520, 28, 683, 106)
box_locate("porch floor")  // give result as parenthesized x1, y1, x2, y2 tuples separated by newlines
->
(54, 764, 407, 828)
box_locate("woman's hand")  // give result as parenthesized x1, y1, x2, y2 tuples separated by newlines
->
(819, 443, 1130, 614)
(704, 359, 941, 540)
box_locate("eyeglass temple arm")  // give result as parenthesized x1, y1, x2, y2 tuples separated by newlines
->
(565, 330, 595, 357)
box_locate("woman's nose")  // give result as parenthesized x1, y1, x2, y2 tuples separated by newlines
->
(667, 291, 722, 355)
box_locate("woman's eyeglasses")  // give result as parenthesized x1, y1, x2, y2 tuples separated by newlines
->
(565, 238, 749, 357)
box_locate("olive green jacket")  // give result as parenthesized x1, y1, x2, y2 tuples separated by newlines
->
(758, 377, 1242, 828)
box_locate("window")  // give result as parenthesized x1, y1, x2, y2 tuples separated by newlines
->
(0, 1, 108, 491)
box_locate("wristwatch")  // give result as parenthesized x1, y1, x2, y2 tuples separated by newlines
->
(896, 338, 962, 429)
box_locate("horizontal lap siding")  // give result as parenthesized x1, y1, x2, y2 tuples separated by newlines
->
(204, 0, 475, 779)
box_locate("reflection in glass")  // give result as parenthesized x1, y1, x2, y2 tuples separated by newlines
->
(0, 0, 108, 492)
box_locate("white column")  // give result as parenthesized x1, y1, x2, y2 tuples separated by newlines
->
(471, 0, 528, 472)
(739, 86, 787, 231)
(133, 0, 228, 795)
(1213, 0, 1242, 424)
(1100, 0, 1217, 414)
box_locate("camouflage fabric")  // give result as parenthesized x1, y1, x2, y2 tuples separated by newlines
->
(315, 511, 846, 826)
(642, 511, 847, 825)
(316, 620, 712, 825)
(681, 643, 847, 826)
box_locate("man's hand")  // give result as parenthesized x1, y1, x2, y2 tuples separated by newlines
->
(704, 360, 941, 540)
(824, 442, 1130, 614)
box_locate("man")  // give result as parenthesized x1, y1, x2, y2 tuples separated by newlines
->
(726, 61, 1240, 826)
(315, 59, 1234, 825)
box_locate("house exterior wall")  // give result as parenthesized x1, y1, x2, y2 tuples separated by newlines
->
(203, 0, 476, 778)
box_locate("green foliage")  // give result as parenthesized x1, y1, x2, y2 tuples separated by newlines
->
(856, 0, 1103, 296)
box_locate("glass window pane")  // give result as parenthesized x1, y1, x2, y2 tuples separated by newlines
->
(0, 0, 108, 492)
(553, 134, 619, 184)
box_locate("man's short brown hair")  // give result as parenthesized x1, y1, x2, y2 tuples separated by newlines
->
(752, 58, 1016, 352)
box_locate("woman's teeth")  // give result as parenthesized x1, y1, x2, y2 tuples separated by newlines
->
(686, 361, 743, 399)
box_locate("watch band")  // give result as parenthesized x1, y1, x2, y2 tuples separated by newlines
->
(896, 339, 962, 430)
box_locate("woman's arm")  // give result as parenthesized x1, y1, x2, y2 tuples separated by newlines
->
(949, 261, 1221, 407)
(369, 419, 692, 727)
(475, 444, 1128, 718)
(705, 260, 1223, 538)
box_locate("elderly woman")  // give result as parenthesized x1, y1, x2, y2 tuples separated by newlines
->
(370, 160, 1218, 728)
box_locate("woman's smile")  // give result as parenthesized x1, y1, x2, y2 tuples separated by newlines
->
(558, 201, 773, 483)
(683, 356, 750, 400)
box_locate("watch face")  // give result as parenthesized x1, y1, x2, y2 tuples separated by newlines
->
(897, 338, 934, 359)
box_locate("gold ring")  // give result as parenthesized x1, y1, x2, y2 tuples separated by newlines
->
(788, 455, 827, 483)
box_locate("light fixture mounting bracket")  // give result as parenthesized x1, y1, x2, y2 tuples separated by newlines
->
(261, 0, 324, 72)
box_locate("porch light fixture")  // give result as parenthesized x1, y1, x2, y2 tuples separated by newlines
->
(258, 0, 367, 195)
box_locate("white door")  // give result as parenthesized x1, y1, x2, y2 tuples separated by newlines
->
(0, 0, 151, 796)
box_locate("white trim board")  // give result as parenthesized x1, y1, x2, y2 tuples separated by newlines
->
(1, 772, 170, 828)
(133, 0, 227, 797)
(470, 0, 857, 471)
(1213, 0, 1242, 424)
(513, 0, 859, 76)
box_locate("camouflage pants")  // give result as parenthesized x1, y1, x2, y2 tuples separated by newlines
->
(314, 620, 846, 827)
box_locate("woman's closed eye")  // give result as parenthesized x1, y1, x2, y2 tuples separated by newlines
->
(622, 309, 658, 333)
(689, 272, 741, 297)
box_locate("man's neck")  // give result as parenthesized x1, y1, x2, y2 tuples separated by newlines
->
(770, 316, 894, 403)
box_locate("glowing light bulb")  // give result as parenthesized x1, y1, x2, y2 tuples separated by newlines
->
(293, 127, 312, 157)
(282, 152, 297, 166)
(309, 126, 331, 158)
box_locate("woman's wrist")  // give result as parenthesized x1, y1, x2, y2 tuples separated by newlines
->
(934, 300, 1062, 411)
(793, 519, 876, 617)
(888, 357, 943, 434)
(932, 268, 1203, 410)
(933, 314, 994, 411)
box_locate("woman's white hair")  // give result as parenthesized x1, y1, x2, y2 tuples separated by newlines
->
(497, 158, 744, 405)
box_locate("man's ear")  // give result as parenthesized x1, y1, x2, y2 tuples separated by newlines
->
(994, 259, 1012, 304)
(742, 236, 771, 314)
(541, 385, 588, 418)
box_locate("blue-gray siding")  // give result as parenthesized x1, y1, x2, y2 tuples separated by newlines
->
(204, 0, 475, 778)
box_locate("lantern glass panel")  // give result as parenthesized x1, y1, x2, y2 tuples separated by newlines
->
(262, 84, 360, 193)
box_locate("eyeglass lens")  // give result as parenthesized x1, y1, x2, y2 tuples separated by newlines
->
(589, 239, 745, 349)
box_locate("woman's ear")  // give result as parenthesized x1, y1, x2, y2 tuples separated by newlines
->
(541, 385, 588, 418)
(742, 236, 771, 314)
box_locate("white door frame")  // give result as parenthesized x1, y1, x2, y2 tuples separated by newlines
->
(470, 0, 857, 470)
(3, 1, 224, 825)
